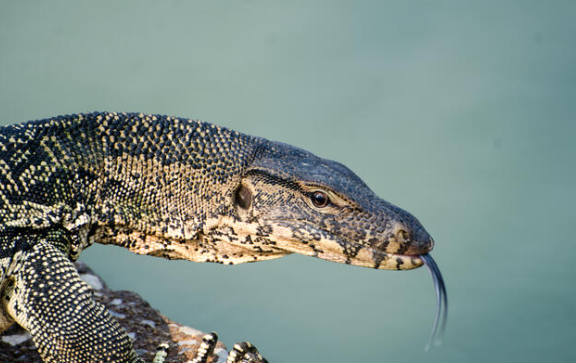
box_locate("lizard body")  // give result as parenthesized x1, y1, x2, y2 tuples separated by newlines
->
(0, 112, 436, 362)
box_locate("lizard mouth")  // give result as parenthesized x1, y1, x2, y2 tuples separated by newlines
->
(263, 219, 426, 270)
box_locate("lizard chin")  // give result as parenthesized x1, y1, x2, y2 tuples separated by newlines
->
(200, 217, 425, 270)
(283, 241, 424, 271)
(258, 220, 425, 270)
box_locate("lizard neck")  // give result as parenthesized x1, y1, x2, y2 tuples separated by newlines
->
(85, 112, 259, 256)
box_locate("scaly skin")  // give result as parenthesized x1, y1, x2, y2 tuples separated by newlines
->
(0, 112, 433, 362)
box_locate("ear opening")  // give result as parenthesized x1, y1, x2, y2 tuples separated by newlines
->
(234, 183, 252, 210)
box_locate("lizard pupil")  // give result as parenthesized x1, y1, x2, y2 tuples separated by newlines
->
(312, 191, 329, 208)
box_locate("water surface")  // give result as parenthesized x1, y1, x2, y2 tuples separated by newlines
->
(1, 1, 575, 362)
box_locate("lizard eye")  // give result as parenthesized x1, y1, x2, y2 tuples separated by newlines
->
(311, 191, 329, 208)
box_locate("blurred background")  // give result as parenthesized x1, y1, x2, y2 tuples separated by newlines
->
(1, 1, 575, 362)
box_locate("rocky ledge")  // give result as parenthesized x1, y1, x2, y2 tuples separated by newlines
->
(0, 261, 228, 363)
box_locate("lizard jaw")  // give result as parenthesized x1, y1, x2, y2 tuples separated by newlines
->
(204, 217, 426, 270)
(258, 220, 425, 270)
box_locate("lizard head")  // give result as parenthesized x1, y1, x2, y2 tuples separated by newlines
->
(218, 141, 433, 270)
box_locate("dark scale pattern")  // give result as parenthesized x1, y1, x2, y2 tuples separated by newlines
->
(6, 239, 141, 363)
(0, 112, 436, 362)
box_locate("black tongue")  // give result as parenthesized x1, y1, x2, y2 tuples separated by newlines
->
(420, 253, 448, 350)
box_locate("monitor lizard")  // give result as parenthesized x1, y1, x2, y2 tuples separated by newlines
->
(0, 112, 441, 363)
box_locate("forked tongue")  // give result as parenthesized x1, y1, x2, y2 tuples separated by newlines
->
(420, 254, 448, 351)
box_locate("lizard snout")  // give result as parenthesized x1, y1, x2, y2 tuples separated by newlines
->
(402, 233, 434, 256)
(387, 222, 434, 256)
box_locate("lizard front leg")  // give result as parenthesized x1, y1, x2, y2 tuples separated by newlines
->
(3, 238, 144, 363)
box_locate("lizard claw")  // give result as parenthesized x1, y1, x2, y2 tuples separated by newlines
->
(227, 341, 268, 363)
(152, 343, 169, 363)
(191, 332, 219, 363)
(189, 332, 268, 363)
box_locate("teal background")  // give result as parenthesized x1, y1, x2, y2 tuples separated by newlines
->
(1, 1, 575, 362)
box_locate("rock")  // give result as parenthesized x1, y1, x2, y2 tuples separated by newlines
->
(0, 261, 228, 363)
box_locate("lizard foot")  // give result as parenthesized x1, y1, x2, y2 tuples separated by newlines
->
(190, 332, 218, 363)
(152, 343, 169, 363)
(190, 332, 268, 363)
(226, 341, 269, 363)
